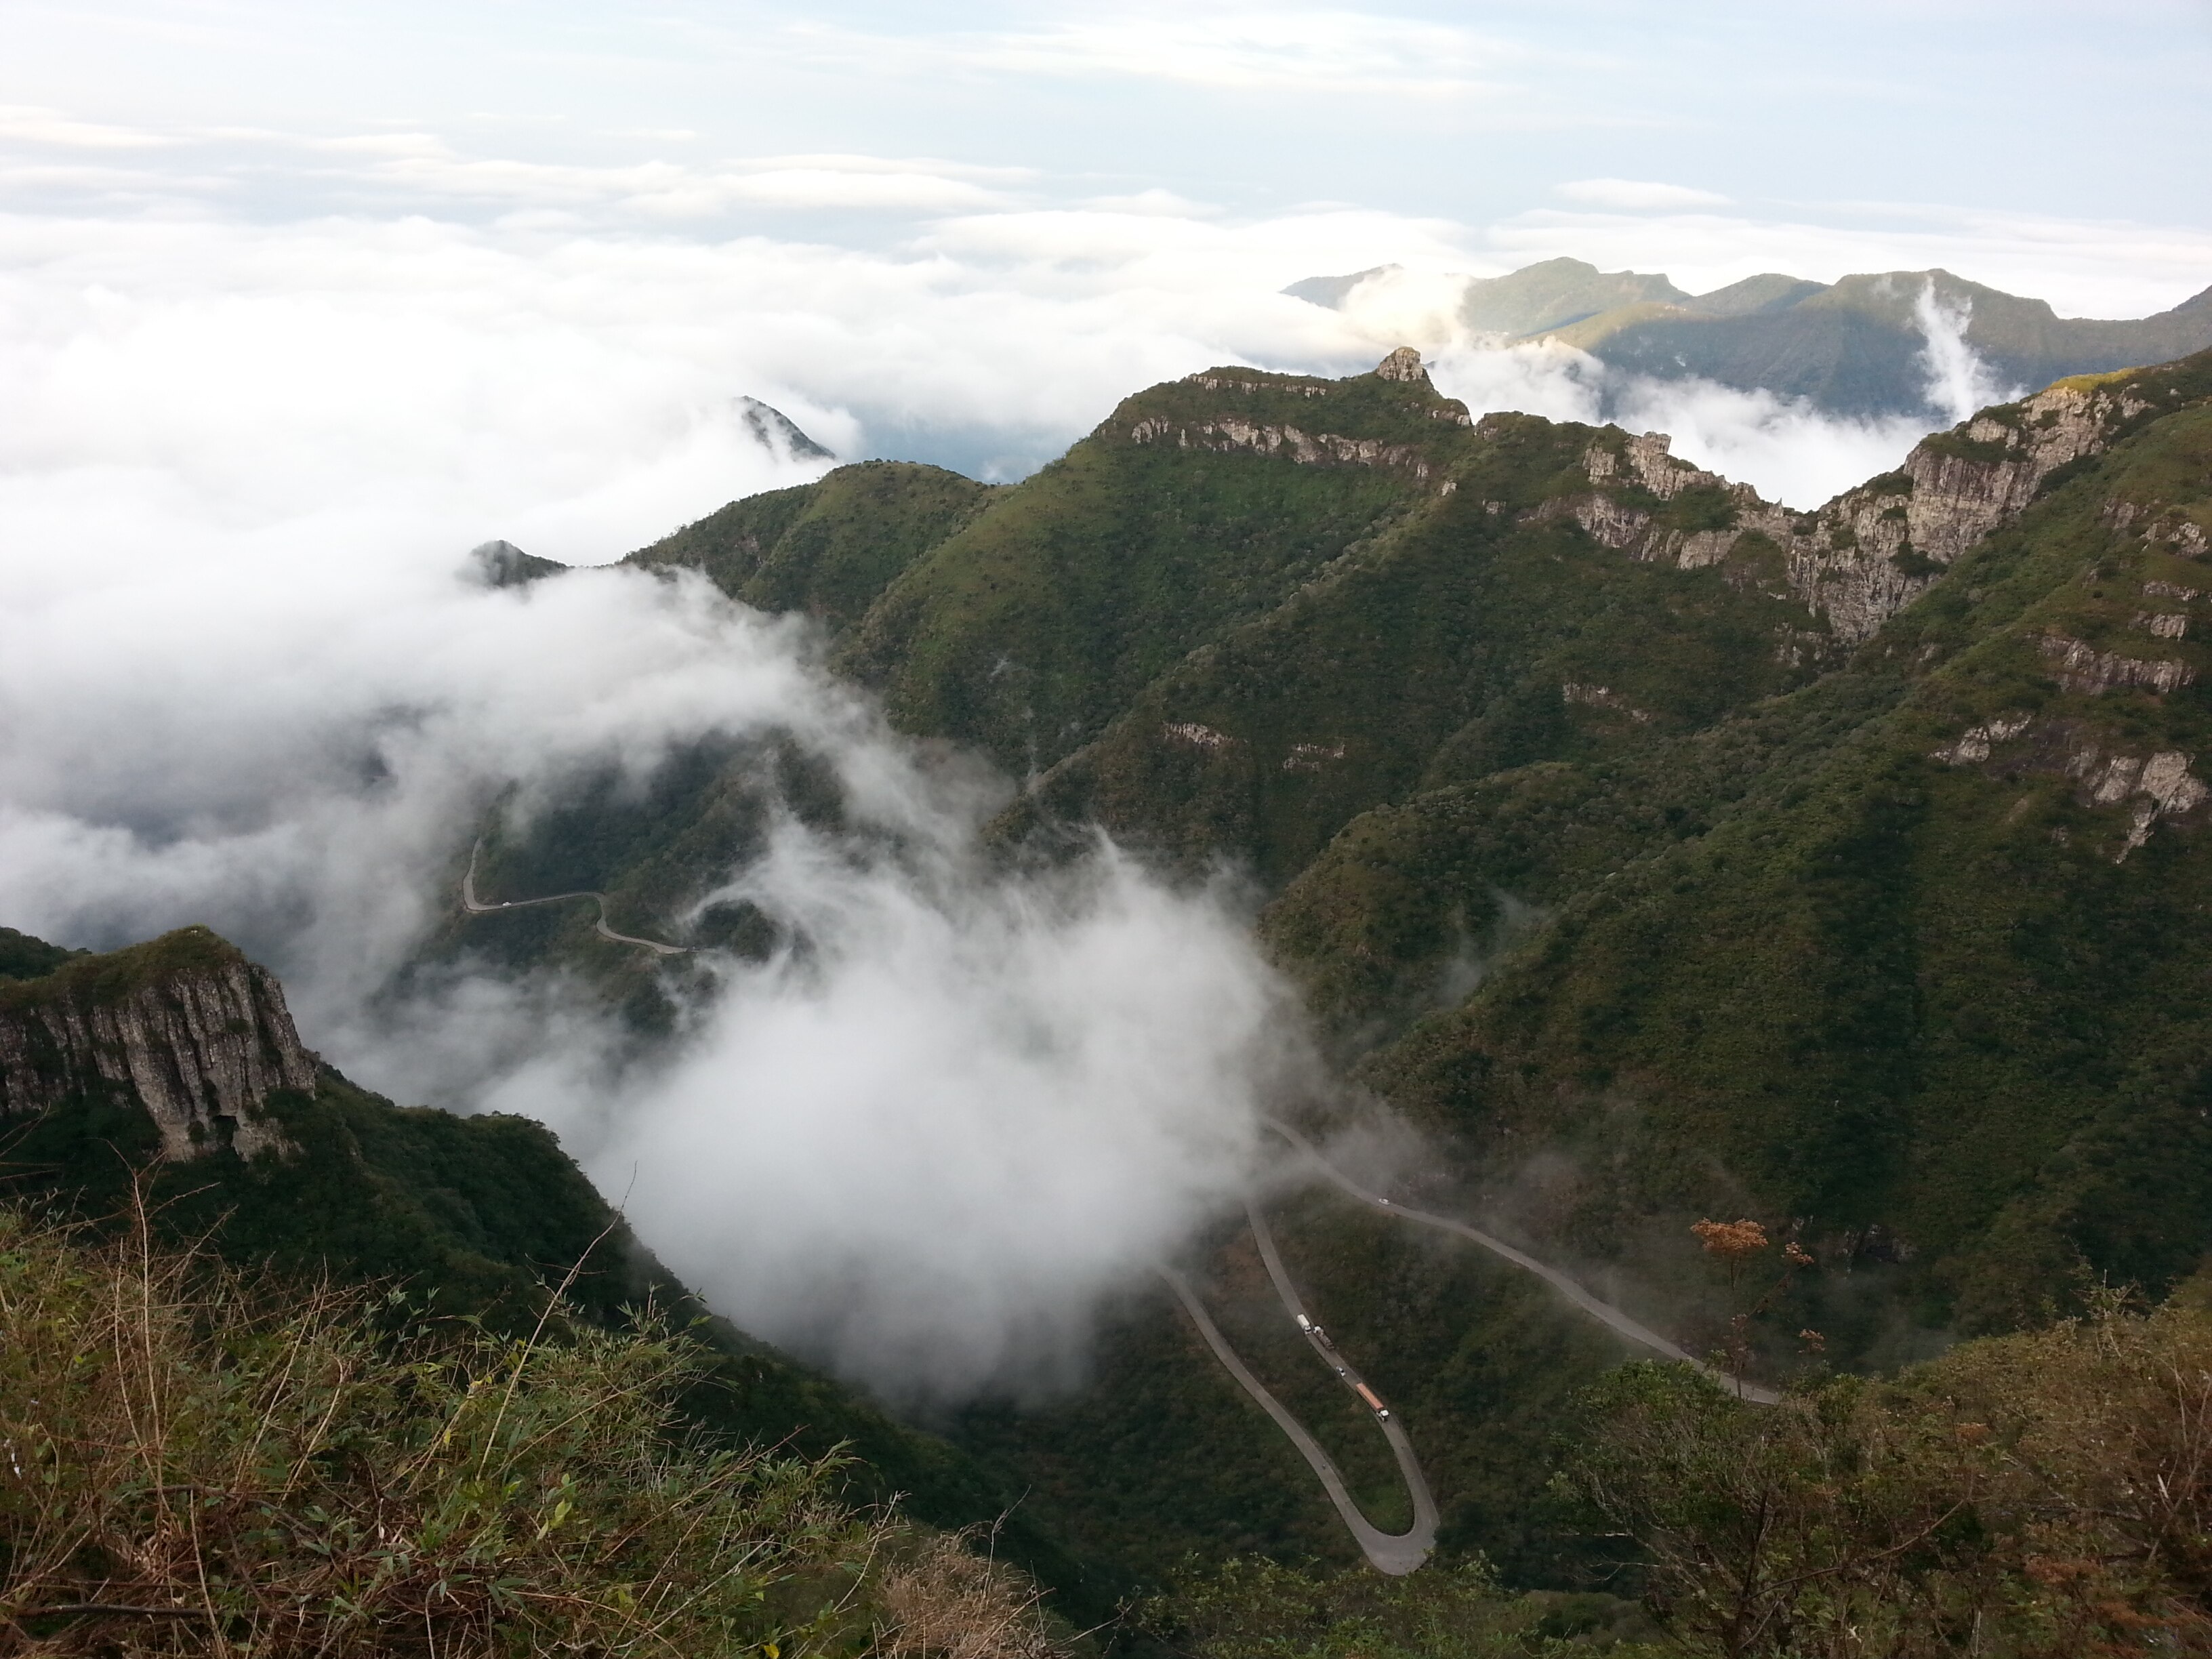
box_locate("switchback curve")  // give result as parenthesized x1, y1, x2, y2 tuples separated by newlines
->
(459, 841, 689, 957)
(1265, 1118, 1780, 1405)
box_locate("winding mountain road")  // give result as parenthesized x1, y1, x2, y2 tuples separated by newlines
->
(458, 836, 1771, 1574)
(459, 841, 689, 956)
(1169, 1120, 1781, 1577)
(1162, 1252, 1436, 1576)
(1265, 1119, 1780, 1406)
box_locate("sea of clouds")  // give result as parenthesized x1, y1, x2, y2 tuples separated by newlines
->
(2, 111, 2203, 1397)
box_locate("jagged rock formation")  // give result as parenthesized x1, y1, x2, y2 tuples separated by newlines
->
(1123, 355, 1471, 487)
(0, 926, 314, 1159)
(1555, 371, 2158, 644)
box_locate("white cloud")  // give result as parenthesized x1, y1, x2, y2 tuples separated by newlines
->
(0, 92, 2202, 1395)
(1557, 178, 1732, 211)
(784, 9, 1526, 99)
(0, 103, 171, 150)
(0, 448, 1292, 1400)
(306, 138, 1021, 217)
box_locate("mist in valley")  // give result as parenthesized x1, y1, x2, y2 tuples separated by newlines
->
(0, 187, 2116, 1406)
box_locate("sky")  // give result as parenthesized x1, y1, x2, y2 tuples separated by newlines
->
(3, 3, 2209, 1394)
(3, 3, 2210, 530)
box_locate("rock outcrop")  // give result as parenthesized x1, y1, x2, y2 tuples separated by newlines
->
(0, 926, 314, 1159)
(1929, 711, 2209, 861)
(1124, 352, 1471, 486)
(1128, 414, 1447, 481)
(1554, 375, 2158, 646)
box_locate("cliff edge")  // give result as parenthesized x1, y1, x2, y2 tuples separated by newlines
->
(0, 924, 315, 1159)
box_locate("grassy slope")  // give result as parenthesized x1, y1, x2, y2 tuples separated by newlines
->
(0, 929, 1099, 1616)
(839, 369, 1451, 775)
(1010, 411, 1820, 885)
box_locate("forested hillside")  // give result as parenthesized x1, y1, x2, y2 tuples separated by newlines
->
(188, 335, 2207, 1620)
(570, 344, 2212, 1580)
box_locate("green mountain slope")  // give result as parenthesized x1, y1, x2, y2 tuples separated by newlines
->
(1353, 363, 2212, 1339)
(838, 363, 1458, 775)
(441, 342, 2212, 1595)
(626, 459, 998, 635)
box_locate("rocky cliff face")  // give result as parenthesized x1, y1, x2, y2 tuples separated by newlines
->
(0, 926, 314, 1159)
(1122, 352, 1472, 488)
(1554, 375, 2157, 647)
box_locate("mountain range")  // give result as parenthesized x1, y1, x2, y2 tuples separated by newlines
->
(12, 326, 2212, 1648)
(1287, 257, 2212, 419)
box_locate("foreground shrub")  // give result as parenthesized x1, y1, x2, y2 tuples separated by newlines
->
(0, 1204, 1063, 1656)
(1562, 1290, 2212, 1656)
(1136, 1553, 1662, 1657)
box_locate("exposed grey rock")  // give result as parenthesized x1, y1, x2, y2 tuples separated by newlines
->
(0, 930, 314, 1160)
(1558, 375, 2158, 647)
(2039, 634, 2196, 695)
(1372, 346, 1429, 384)
(1127, 414, 1446, 485)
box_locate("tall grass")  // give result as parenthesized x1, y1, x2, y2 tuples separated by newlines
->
(0, 1202, 1063, 1657)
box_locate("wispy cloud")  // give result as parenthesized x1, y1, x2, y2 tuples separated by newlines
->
(1557, 178, 1732, 211)
(781, 9, 1531, 99)
(308, 138, 1027, 216)
(0, 103, 173, 150)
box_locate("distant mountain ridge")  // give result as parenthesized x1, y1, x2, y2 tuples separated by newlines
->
(1287, 256, 2212, 419)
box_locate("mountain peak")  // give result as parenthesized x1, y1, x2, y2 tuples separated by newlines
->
(1373, 346, 1429, 383)
(738, 396, 835, 463)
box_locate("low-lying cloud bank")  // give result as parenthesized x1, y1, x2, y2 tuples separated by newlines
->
(0, 533, 1294, 1399)
(1324, 264, 2020, 508)
(0, 133, 2193, 1398)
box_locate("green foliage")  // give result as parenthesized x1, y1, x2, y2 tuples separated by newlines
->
(1012, 436, 1816, 885)
(0, 1205, 890, 1656)
(1562, 1292, 2212, 1656)
(0, 925, 78, 983)
(628, 461, 997, 634)
(1918, 429, 2015, 465)
(0, 923, 239, 1015)
(421, 346, 2212, 1614)
(842, 406, 1427, 776)
(1300, 370, 2212, 1347)
(1656, 483, 1737, 534)
(949, 1194, 1638, 1595)
(1139, 1555, 1660, 1658)
(0, 926, 1094, 1623)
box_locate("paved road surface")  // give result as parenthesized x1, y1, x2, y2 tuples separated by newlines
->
(1265, 1118, 1780, 1406)
(460, 841, 689, 956)
(1245, 1200, 1439, 1569)
(1161, 1262, 1434, 1575)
